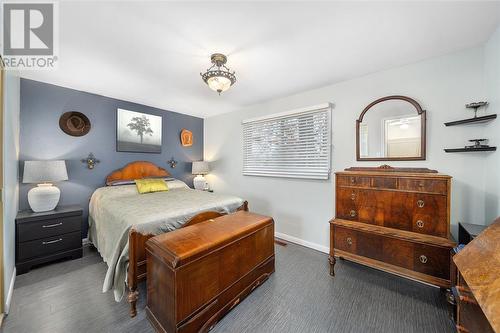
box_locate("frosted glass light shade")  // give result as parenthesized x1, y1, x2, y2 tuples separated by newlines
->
(192, 161, 209, 175)
(207, 76, 232, 93)
(23, 160, 68, 184)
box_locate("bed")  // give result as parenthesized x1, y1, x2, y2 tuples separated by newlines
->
(88, 161, 248, 317)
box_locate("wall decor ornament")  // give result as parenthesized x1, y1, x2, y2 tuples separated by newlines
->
(81, 153, 100, 169)
(117, 108, 162, 153)
(444, 139, 497, 153)
(180, 129, 193, 147)
(167, 157, 178, 168)
(444, 101, 496, 126)
(59, 111, 91, 137)
(466, 101, 488, 118)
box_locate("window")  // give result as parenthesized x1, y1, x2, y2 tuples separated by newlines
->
(242, 104, 331, 179)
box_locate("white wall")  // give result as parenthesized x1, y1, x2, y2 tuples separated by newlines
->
(3, 70, 20, 312)
(205, 47, 488, 252)
(484, 25, 500, 224)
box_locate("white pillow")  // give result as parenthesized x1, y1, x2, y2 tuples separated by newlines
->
(166, 179, 190, 190)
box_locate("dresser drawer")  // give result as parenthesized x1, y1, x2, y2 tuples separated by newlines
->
(334, 226, 385, 262)
(333, 225, 450, 280)
(384, 236, 450, 280)
(334, 227, 357, 253)
(337, 175, 399, 190)
(17, 215, 81, 242)
(413, 243, 450, 280)
(411, 214, 447, 238)
(338, 190, 447, 237)
(370, 177, 398, 189)
(336, 188, 358, 220)
(398, 178, 448, 194)
(410, 193, 448, 237)
(381, 237, 414, 270)
(17, 231, 82, 261)
(336, 189, 386, 226)
(337, 175, 371, 187)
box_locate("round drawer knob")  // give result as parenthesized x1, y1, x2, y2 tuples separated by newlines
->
(346, 237, 352, 245)
(416, 220, 424, 228)
(418, 182, 425, 188)
(351, 192, 356, 200)
(417, 200, 425, 208)
(350, 177, 356, 184)
(350, 210, 356, 217)
(419, 255, 428, 264)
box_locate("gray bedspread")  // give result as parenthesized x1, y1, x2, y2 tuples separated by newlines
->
(88, 180, 243, 301)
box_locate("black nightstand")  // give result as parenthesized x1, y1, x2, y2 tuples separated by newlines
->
(458, 222, 488, 245)
(16, 205, 83, 274)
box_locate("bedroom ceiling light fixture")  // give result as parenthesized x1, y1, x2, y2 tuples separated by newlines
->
(200, 53, 236, 95)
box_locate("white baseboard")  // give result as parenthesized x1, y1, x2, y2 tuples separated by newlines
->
(5, 267, 16, 314)
(275, 232, 329, 254)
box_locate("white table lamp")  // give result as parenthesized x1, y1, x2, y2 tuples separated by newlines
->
(23, 160, 68, 212)
(192, 161, 209, 190)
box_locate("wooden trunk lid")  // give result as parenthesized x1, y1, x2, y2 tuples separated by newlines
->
(146, 211, 274, 268)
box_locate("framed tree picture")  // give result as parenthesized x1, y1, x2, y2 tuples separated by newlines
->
(117, 109, 162, 153)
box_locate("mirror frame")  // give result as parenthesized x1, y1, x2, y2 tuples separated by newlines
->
(356, 95, 426, 161)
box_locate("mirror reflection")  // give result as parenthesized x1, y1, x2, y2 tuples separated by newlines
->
(358, 98, 423, 159)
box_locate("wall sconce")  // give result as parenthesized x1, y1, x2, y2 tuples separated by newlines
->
(81, 153, 100, 169)
(167, 157, 178, 168)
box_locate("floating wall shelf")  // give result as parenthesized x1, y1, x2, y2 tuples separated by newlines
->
(444, 147, 497, 153)
(444, 114, 497, 126)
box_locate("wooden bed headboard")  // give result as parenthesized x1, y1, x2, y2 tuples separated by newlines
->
(105, 161, 171, 185)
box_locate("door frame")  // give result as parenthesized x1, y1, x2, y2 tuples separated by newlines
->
(0, 55, 5, 320)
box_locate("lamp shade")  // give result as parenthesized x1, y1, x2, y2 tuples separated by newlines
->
(192, 161, 209, 175)
(23, 160, 68, 184)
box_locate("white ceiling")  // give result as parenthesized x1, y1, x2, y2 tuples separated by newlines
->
(21, 1, 500, 118)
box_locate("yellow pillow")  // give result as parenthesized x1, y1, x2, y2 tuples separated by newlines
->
(135, 178, 169, 194)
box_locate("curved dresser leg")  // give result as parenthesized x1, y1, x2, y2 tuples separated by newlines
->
(128, 289, 139, 317)
(329, 256, 336, 276)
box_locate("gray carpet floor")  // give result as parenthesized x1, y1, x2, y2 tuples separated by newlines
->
(1, 243, 453, 333)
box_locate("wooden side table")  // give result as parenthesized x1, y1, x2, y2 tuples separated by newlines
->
(16, 205, 83, 274)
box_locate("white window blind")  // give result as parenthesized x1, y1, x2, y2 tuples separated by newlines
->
(242, 104, 331, 180)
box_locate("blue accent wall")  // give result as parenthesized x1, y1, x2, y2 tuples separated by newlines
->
(19, 79, 204, 237)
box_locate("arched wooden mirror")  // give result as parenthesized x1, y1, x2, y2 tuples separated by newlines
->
(356, 95, 426, 161)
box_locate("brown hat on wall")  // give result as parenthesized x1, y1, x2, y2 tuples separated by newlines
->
(59, 112, 91, 137)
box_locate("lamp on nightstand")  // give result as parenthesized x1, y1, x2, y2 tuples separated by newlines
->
(23, 160, 68, 212)
(192, 161, 209, 190)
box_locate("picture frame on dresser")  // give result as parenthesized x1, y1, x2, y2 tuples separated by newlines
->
(329, 165, 456, 289)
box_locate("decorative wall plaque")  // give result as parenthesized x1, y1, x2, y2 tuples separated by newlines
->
(180, 129, 193, 147)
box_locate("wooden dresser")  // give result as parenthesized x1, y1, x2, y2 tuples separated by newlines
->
(453, 217, 499, 333)
(329, 166, 456, 288)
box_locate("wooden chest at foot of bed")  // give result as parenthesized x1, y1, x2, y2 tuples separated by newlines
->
(145, 211, 275, 333)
